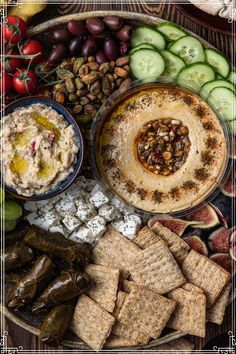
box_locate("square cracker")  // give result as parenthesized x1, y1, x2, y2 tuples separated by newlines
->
(182, 250, 231, 308)
(117, 286, 176, 340)
(92, 225, 141, 277)
(208, 283, 231, 325)
(112, 321, 150, 344)
(85, 264, 120, 313)
(71, 294, 115, 351)
(104, 335, 139, 348)
(123, 280, 138, 293)
(181, 282, 204, 293)
(149, 338, 195, 353)
(167, 287, 206, 337)
(132, 226, 163, 249)
(113, 291, 126, 318)
(129, 240, 186, 294)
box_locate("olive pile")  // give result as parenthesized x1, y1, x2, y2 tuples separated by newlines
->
(48, 16, 133, 66)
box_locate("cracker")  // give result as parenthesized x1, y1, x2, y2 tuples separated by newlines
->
(112, 321, 150, 344)
(123, 280, 138, 293)
(85, 264, 120, 313)
(117, 286, 176, 340)
(129, 241, 186, 294)
(169, 243, 189, 264)
(182, 282, 204, 293)
(182, 250, 231, 308)
(132, 226, 163, 249)
(113, 291, 126, 318)
(148, 338, 195, 353)
(104, 335, 139, 348)
(92, 225, 141, 277)
(208, 283, 231, 325)
(167, 287, 206, 337)
(71, 294, 115, 351)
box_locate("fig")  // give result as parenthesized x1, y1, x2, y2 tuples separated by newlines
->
(229, 137, 236, 159)
(186, 204, 220, 229)
(230, 229, 236, 261)
(210, 201, 229, 228)
(208, 227, 231, 254)
(183, 235, 208, 256)
(221, 168, 236, 198)
(210, 253, 232, 273)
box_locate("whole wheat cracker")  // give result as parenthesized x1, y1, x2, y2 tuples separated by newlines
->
(113, 291, 127, 318)
(123, 280, 138, 293)
(182, 282, 204, 293)
(207, 282, 232, 325)
(112, 321, 150, 344)
(132, 226, 163, 249)
(104, 335, 139, 348)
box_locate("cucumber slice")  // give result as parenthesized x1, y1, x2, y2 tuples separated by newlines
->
(157, 22, 186, 41)
(229, 119, 236, 135)
(130, 49, 165, 79)
(169, 35, 205, 64)
(162, 50, 185, 78)
(167, 41, 174, 49)
(178, 63, 215, 91)
(216, 73, 224, 80)
(129, 43, 156, 55)
(131, 26, 166, 51)
(200, 79, 235, 99)
(228, 71, 236, 85)
(205, 48, 230, 78)
(208, 87, 236, 121)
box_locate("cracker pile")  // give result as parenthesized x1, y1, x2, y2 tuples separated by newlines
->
(71, 224, 231, 351)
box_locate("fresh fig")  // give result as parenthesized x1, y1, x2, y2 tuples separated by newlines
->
(221, 168, 236, 198)
(210, 192, 231, 228)
(230, 230, 236, 261)
(147, 215, 203, 235)
(210, 253, 232, 273)
(208, 227, 231, 253)
(183, 235, 208, 256)
(186, 204, 220, 229)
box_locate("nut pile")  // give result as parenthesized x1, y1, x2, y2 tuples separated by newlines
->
(136, 118, 191, 176)
(54, 55, 132, 124)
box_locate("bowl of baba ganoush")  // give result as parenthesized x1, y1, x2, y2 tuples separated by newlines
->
(90, 79, 230, 216)
(1, 97, 84, 200)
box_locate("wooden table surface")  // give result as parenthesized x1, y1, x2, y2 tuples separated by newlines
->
(2, 1, 234, 352)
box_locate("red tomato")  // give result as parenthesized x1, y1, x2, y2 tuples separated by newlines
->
(0, 71, 12, 95)
(3, 16, 28, 44)
(21, 40, 44, 64)
(12, 68, 38, 95)
(4, 50, 22, 73)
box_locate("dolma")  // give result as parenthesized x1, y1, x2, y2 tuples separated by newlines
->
(5, 224, 30, 246)
(32, 270, 91, 314)
(7, 255, 55, 310)
(39, 303, 74, 346)
(4, 242, 34, 271)
(24, 226, 91, 268)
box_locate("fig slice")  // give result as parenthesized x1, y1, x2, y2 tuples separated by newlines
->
(147, 216, 203, 236)
(221, 167, 236, 198)
(210, 253, 233, 273)
(230, 230, 236, 262)
(186, 204, 220, 229)
(183, 235, 208, 256)
(208, 227, 231, 254)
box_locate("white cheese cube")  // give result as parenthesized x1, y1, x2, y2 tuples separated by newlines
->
(75, 176, 88, 190)
(124, 214, 142, 225)
(98, 203, 118, 221)
(41, 210, 60, 230)
(70, 226, 95, 243)
(49, 194, 62, 204)
(87, 215, 106, 238)
(27, 212, 57, 231)
(55, 198, 77, 215)
(121, 214, 142, 239)
(25, 212, 39, 225)
(76, 201, 97, 222)
(49, 223, 68, 236)
(66, 185, 88, 201)
(24, 201, 38, 212)
(62, 213, 81, 232)
(89, 191, 109, 208)
(111, 218, 126, 234)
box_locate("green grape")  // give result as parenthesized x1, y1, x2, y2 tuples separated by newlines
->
(4, 201, 23, 221)
(5, 219, 17, 232)
(0, 188, 5, 204)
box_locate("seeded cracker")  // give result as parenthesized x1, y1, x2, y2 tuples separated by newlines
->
(132, 226, 163, 249)
(85, 264, 120, 313)
(129, 240, 186, 294)
(116, 286, 176, 340)
(167, 287, 206, 337)
(208, 283, 232, 325)
(92, 225, 141, 277)
(182, 250, 231, 308)
(71, 295, 115, 351)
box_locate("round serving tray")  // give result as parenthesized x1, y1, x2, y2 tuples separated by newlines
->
(3, 10, 230, 350)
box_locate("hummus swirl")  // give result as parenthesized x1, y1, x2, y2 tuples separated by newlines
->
(1, 103, 79, 196)
(96, 85, 228, 213)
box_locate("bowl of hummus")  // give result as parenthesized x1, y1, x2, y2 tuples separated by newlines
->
(1, 97, 83, 200)
(90, 78, 230, 216)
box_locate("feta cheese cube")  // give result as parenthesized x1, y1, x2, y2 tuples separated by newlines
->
(89, 191, 109, 208)
(111, 218, 126, 234)
(24, 201, 38, 212)
(121, 214, 142, 239)
(26, 211, 58, 231)
(55, 198, 77, 215)
(66, 185, 88, 201)
(62, 213, 81, 232)
(98, 203, 118, 221)
(75, 176, 88, 190)
(70, 226, 95, 243)
(87, 215, 106, 238)
(49, 223, 68, 236)
(76, 201, 97, 222)
(25, 212, 39, 225)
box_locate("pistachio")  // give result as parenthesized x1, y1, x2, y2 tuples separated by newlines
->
(56, 68, 74, 80)
(84, 104, 97, 116)
(102, 76, 112, 96)
(116, 56, 129, 67)
(120, 78, 132, 90)
(73, 104, 83, 114)
(90, 80, 101, 95)
(114, 67, 128, 78)
(88, 56, 95, 62)
(76, 88, 88, 96)
(113, 73, 118, 80)
(124, 64, 131, 73)
(73, 57, 84, 74)
(68, 93, 78, 102)
(74, 78, 84, 90)
(76, 114, 92, 125)
(105, 73, 114, 82)
(82, 71, 99, 84)
(65, 77, 75, 93)
(87, 93, 97, 101)
(79, 64, 89, 77)
(99, 62, 110, 74)
(80, 96, 90, 105)
(115, 78, 123, 86)
(55, 91, 65, 104)
(87, 62, 99, 71)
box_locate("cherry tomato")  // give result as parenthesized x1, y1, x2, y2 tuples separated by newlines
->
(21, 39, 44, 64)
(3, 16, 28, 44)
(12, 68, 38, 95)
(0, 71, 12, 95)
(4, 50, 22, 73)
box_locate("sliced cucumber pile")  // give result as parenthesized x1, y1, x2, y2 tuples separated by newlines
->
(129, 43, 156, 55)
(162, 50, 185, 78)
(200, 79, 235, 99)
(205, 48, 230, 78)
(169, 36, 205, 64)
(178, 63, 215, 91)
(228, 71, 236, 85)
(130, 49, 165, 79)
(131, 26, 166, 51)
(208, 87, 236, 122)
(157, 22, 186, 41)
